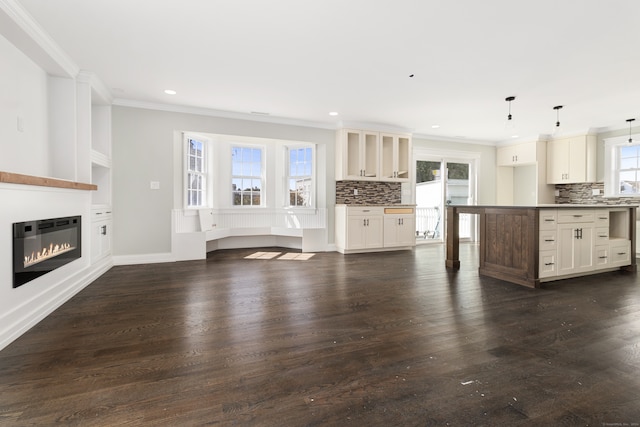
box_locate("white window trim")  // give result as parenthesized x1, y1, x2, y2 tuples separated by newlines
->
(284, 143, 316, 209)
(183, 133, 212, 210)
(231, 143, 266, 208)
(604, 133, 640, 197)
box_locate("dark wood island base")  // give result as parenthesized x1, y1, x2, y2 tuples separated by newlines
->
(446, 205, 637, 288)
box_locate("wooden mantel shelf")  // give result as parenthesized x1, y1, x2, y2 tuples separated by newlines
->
(0, 171, 97, 191)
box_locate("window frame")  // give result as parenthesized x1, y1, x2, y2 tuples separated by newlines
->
(231, 144, 266, 208)
(604, 133, 640, 197)
(284, 143, 316, 209)
(183, 133, 211, 209)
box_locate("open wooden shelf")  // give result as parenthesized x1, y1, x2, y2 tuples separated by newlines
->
(0, 171, 97, 191)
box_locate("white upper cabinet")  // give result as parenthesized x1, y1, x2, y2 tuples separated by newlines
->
(336, 129, 380, 180)
(546, 135, 596, 184)
(496, 141, 537, 166)
(380, 133, 412, 182)
(336, 129, 412, 182)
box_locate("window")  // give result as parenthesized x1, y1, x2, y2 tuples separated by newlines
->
(232, 146, 263, 206)
(185, 135, 208, 208)
(286, 145, 314, 208)
(604, 136, 640, 197)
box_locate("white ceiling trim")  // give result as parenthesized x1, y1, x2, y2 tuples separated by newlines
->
(112, 98, 338, 130)
(0, 0, 77, 77)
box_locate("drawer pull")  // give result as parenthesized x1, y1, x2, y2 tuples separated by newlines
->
(544, 239, 555, 242)
(598, 234, 608, 238)
(544, 262, 555, 266)
(573, 215, 583, 217)
(544, 219, 555, 222)
(599, 256, 608, 259)
(618, 252, 627, 255)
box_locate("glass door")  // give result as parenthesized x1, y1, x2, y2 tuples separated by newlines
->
(445, 161, 474, 240)
(415, 157, 476, 244)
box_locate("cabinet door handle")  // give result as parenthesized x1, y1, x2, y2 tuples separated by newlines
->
(101, 225, 107, 235)
(579, 228, 583, 239)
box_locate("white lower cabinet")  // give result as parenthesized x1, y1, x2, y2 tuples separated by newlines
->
(556, 222, 595, 275)
(539, 250, 557, 278)
(595, 245, 609, 267)
(383, 214, 416, 248)
(91, 207, 112, 263)
(346, 214, 383, 250)
(336, 205, 415, 253)
(609, 240, 631, 267)
(539, 208, 632, 280)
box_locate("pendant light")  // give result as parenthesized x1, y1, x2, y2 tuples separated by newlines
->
(504, 96, 518, 137)
(505, 96, 515, 121)
(553, 105, 563, 128)
(627, 118, 636, 143)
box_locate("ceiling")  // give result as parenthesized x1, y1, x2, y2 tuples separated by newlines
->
(16, 0, 640, 143)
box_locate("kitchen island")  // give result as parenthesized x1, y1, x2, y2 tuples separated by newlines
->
(446, 205, 637, 288)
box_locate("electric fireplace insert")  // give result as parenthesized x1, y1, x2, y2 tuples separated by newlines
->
(13, 215, 81, 288)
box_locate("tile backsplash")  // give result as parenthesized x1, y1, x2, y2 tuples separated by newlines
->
(556, 182, 640, 205)
(336, 180, 401, 205)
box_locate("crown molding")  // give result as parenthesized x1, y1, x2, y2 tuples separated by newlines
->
(112, 98, 339, 130)
(0, 0, 78, 77)
(77, 71, 113, 105)
(412, 132, 497, 146)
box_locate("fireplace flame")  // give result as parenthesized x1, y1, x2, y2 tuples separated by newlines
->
(24, 242, 74, 268)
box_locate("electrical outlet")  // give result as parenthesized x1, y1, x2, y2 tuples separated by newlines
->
(150, 181, 160, 190)
(354, 189, 358, 195)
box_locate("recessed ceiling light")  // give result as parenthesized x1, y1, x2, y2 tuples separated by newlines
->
(164, 89, 177, 95)
(431, 125, 440, 129)
(329, 112, 339, 116)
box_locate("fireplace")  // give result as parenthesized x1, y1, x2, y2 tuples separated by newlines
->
(13, 215, 82, 288)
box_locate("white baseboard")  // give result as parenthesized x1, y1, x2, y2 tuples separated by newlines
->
(113, 252, 175, 266)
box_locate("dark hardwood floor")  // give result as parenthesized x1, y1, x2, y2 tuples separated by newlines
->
(1, 244, 640, 426)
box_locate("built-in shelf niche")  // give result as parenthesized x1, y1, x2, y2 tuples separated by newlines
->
(86, 74, 112, 208)
(610, 209, 630, 241)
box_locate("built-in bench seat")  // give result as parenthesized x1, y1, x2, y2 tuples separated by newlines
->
(171, 208, 327, 261)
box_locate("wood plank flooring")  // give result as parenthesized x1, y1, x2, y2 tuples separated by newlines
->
(1, 244, 640, 426)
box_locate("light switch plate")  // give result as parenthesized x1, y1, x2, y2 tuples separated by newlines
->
(150, 181, 160, 190)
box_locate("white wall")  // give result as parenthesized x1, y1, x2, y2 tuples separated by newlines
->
(0, 30, 103, 351)
(111, 106, 336, 257)
(0, 33, 49, 176)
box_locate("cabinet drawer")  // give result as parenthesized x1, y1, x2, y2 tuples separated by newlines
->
(539, 250, 557, 278)
(557, 209, 594, 223)
(610, 241, 631, 265)
(347, 206, 384, 216)
(539, 210, 557, 230)
(539, 230, 557, 250)
(92, 208, 112, 221)
(595, 211, 609, 227)
(595, 227, 609, 243)
(595, 245, 609, 266)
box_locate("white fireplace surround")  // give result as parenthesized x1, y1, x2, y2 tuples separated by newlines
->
(0, 184, 109, 350)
